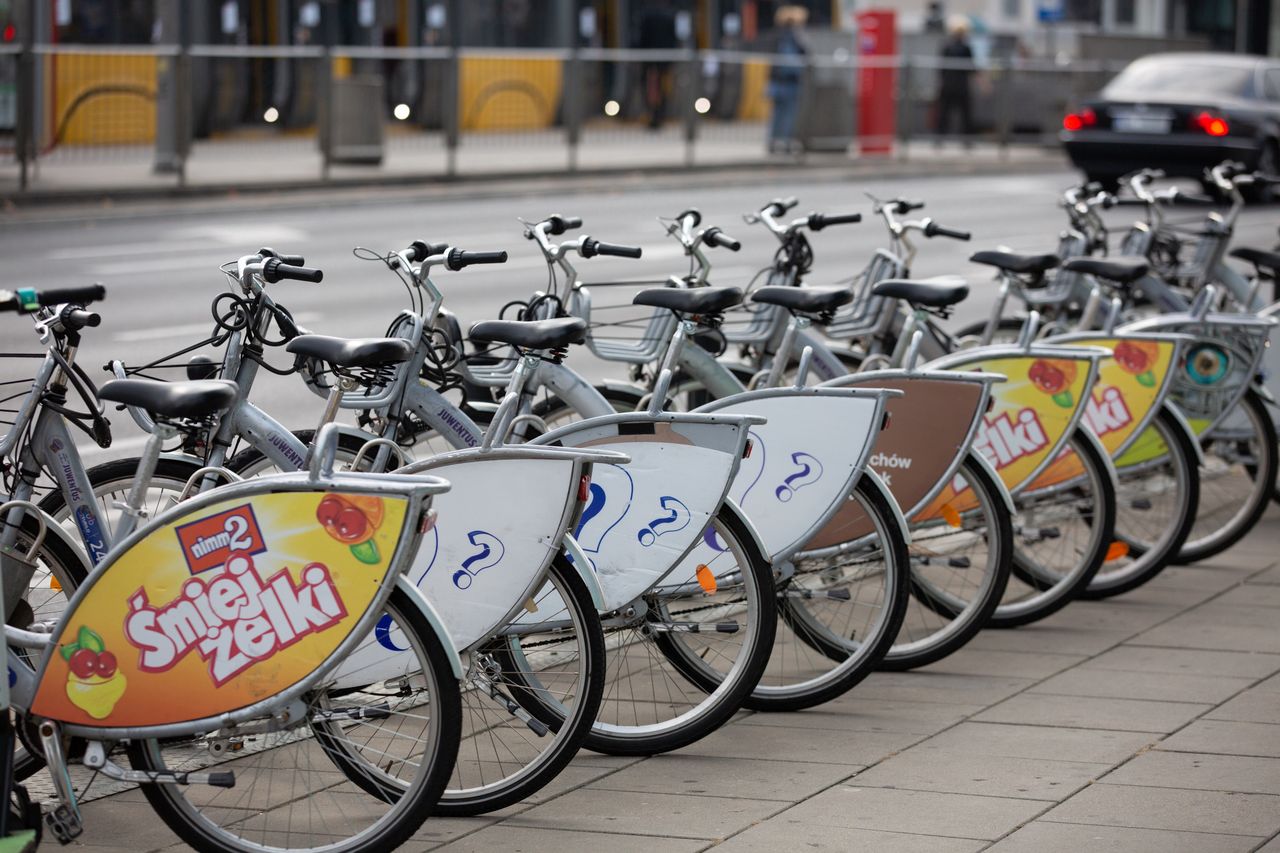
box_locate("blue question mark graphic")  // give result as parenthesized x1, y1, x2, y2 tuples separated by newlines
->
(452, 530, 505, 590)
(774, 452, 823, 502)
(637, 496, 691, 546)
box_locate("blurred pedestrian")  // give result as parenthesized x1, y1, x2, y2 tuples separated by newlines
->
(935, 15, 974, 146)
(637, 1, 678, 130)
(767, 5, 809, 154)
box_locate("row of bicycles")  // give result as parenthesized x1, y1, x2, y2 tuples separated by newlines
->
(1, 158, 1277, 851)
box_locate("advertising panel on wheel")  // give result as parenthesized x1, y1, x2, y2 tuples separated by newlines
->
(31, 491, 409, 728)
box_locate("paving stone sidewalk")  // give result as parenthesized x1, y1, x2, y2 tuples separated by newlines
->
(71, 504, 1280, 852)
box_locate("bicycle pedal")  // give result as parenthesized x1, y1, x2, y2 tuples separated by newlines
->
(1130, 498, 1153, 510)
(45, 804, 83, 843)
(947, 556, 972, 569)
(208, 772, 236, 789)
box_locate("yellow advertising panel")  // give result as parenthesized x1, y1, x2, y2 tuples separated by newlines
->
(32, 491, 408, 729)
(1066, 337, 1174, 457)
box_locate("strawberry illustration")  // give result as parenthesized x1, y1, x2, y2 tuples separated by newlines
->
(1114, 340, 1158, 387)
(1029, 359, 1078, 408)
(317, 495, 386, 564)
(62, 626, 126, 720)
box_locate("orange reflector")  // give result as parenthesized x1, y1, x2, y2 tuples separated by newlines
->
(1105, 541, 1130, 562)
(940, 504, 962, 528)
(696, 564, 718, 594)
(49, 575, 61, 591)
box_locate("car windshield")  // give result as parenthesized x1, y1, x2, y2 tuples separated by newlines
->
(1104, 58, 1253, 99)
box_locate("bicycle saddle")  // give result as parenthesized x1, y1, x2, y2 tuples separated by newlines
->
(632, 286, 744, 315)
(1061, 256, 1148, 284)
(468, 316, 587, 350)
(286, 335, 413, 368)
(969, 250, 1061, 275)
(750, 286, 853, 314)
(99, 378, 238, 420)
(1230, 247, 1280, 275)
(872, 276, 969, 308)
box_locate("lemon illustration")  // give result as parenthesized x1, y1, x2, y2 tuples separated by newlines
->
(66, 672, 127, 720)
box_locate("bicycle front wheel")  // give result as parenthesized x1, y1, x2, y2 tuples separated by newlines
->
(129, 587, 461, 853)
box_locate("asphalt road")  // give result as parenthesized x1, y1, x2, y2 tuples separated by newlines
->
(3, 166, 1277, 465)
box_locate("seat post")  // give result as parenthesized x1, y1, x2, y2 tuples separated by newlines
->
(764, 314, 808, 389)
(314, 374, 359, 440)
(115, 422, 179, 541)
(486, 353, 539, 449)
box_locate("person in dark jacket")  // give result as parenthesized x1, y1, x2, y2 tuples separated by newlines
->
(935, 16, 974, 144)
(637, 1, 679, 129)
(767, 5, 809, 154)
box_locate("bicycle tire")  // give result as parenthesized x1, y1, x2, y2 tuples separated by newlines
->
(127, 586, 461, 853)
(1083, 405, 1199, 597)
(746, 472, 911, 709)
(990, 426, 1117, 628)
(1176, 388, 1276, 564)
(583, 502, 776, 756)
(881, 452, 1014, 670)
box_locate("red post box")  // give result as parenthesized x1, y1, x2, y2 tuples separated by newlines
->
(856, 9, 896, 155)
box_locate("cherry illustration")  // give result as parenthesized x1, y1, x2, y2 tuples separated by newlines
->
(69, 647, 98, 679)
(95, 651, 117, 678)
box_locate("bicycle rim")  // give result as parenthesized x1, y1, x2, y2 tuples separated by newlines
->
(129, 588, 460, 853)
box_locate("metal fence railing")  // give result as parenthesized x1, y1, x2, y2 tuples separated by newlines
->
(4, 44, 1122, 191)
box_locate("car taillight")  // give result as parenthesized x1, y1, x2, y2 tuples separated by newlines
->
(1193, 111, 1229, 137)
(1063, 108, 1096, 131)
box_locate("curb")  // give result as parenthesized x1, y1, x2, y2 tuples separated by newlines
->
(1, 151, 1072, 212)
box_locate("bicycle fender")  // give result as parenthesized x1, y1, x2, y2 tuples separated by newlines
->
(964, 449, 1016, 515)
(393, 575, 464, 679)
(561, 534, 606, 610)
(1160, 401, 1205, 467)
(856, 469, 913, 547)
(719, 496, 786, 562)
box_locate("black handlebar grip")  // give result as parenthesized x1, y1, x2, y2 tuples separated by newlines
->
(546, 214, 583, 236)
(1175, 192, 1218, 206)
(36, 284, 107, 307)
(581, 237, 643, 259)
(446, 248, 509, 271)
(1114, 197, 1147, 207)
(64, 308, 101, 330)
(808, 212, 862, 231)
(892, 199, 925, 214)
(703, 227, 742, 251)
(765, 197, 799, 216)
(258, 247, 306, 265)
(263, 258, 324, 283)
(924, 221, 971, 241)
(677, 208, 702, 227)
(406, 240, 449, 262)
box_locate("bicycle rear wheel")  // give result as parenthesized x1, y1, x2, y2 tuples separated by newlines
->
(584, 503, 776, 756)
(991, 427, 1117, 628)
(1176, 389, 1276, 564)
(1084, 406, 1199, 597)
(748, 473, 911, 709)
(882, 452, 1013, 670)
(128, 587, 461, 853)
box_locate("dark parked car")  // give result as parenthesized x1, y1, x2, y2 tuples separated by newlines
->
(1061, 53, 1280, 194)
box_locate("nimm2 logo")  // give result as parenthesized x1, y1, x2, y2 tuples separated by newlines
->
(175, 504, 268, 574)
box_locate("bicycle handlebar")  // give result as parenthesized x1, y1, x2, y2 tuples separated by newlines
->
(703, 227, 741, 251)
(764, 196, 798, 216)
(545, 214, 583, 235)
(63, 308, 101, 330)
(262, 258, 324, 284)
(923, 220, 971, 241)
(582, 237, 643, 259)
(446, 248, 509, 270)
(257, 247, 305, 266)
(0, 283, 107, 313)
(405, 240, 449, 262)
(891, 199, 925, 214)
(676, 208, 702, 227)
(808, 211, 862, 231)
